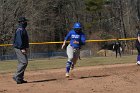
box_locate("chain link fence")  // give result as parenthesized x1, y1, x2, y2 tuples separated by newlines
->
(0, 39, 138, 61)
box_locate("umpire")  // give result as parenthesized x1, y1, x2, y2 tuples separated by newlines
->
(13, 17, 29, 84)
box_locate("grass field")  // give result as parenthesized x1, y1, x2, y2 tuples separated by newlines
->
(0, 55, 137, 73)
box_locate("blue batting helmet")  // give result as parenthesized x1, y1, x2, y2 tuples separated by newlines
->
(73, 22, 82, 29)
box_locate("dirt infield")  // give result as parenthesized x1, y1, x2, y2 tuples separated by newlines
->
(0, 63, 140, 93)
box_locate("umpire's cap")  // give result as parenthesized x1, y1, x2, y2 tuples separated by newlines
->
(18, 17, 28, 22)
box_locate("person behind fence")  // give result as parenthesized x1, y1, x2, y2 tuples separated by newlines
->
(61, 22, 86, 77)
(113, 39, 122, 58)
(13, 17, 29, 84)
(135, 26, 140, 65)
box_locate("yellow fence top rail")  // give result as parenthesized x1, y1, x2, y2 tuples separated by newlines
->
(0, 38, 137, 47)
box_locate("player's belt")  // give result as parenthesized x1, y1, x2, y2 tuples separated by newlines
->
(70, 45, 80, 49)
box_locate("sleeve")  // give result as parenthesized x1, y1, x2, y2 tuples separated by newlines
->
(16, 29, 23, 49)
(137, 31, 140, 37)
(64, 31, 71, 41)
(80, 33, 86, 45)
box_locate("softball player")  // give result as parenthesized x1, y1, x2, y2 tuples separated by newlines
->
(61, 22, 86, 77)
(113, 39, 122, 58)
(135, 26, 140, 65)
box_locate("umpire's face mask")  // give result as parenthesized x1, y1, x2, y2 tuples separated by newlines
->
(20, 21, 28, 28)
(23, 22, 27, 28)
(74, 28, 82, 33)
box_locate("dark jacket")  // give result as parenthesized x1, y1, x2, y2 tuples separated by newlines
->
(13, 24, 29, 49)
(113, 41, 121, 50)
(136, 31, 140, 47)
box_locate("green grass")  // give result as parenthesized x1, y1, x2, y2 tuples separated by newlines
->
(0, 55, 137, 73)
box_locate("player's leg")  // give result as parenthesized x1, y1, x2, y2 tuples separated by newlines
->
(115, 49, 117, 58)
(79, 56, 81, 60)
(66, 44, 74, 77)
(136, 45, 140, 65)
(118, 49, 121, 57)
(71, 49, 80, 70)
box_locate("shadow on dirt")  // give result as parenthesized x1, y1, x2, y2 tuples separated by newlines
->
(29, 78, 57, 83)
(79, 75, 110, 79)
(27, 75, 110, 83)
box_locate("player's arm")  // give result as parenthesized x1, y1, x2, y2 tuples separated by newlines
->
(61, 31, 71, 49)
(80, 34, 86, 45)
(138, 34, 140, 43)
(61, 40, 66, 49)
(113, 44, 115, 49)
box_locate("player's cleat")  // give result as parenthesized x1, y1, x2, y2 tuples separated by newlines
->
(65, 73, 69, 78)
(136, 61, 140, 65)
(70, 64, 74, 70)
(136, 63, 140, 65)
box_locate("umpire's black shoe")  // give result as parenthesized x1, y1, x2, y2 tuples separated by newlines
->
(21, 80, 27, 83)
(16, 81, 22, 84)
(13, 77, 27, 84)
(13, 77, 22, 84)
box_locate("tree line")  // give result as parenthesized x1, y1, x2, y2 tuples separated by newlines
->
(0, 0, 140, 55)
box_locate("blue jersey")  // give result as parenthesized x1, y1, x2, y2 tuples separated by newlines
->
(65, 30, 86, 48)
